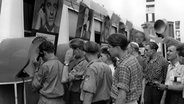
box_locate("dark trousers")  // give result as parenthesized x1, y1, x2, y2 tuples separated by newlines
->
(144, 85, 163, 104)
(70, 91, 82, 104)
(165, 90, 184, 104)
(92, 100, 109, 104)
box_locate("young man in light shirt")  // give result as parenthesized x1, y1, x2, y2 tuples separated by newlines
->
(157, 45, 184, 104)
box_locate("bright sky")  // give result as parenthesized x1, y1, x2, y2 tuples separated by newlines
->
(93, 0, 146, 30)
(93, 0, 184, 42)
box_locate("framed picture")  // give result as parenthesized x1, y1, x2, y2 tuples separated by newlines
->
(101, 42, 108, 48)
(32, 29, 59, 52)
(101, 16, 111, 43)
(32, 0, 64, 34)
(75, 2, 94, 41)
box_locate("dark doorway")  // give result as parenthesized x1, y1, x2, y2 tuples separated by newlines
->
(95, 31, 101, 44)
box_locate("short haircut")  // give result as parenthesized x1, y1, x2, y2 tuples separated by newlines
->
(129, 42, 139, 52)
(69, 38, 84, 50)
(146, 41, 159, 51)
(107, 33, 129, 50)
(39, 41, 55, 53)
(83, 41, 100, 54)
(176, 43, 184, 57)
(101, 46, 110, 56)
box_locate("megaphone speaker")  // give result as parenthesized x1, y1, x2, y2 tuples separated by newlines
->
(154, 19, 167, 38)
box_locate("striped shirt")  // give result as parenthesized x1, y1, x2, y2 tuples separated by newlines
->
(111, 53, 143, 103)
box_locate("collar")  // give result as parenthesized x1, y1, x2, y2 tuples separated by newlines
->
(47, 56, 58, 61)
(87, 59, 101, 68)
(149, 53, 159, 63)
(169, 61, 180, 67)
(118, 52, 130, 65)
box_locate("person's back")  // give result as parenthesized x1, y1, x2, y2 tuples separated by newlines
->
(81, 41, 112, 104)
(81, 59, 112, 103)
(32, 41, 65, 104)
(87, 60, 112, 102)
(39, 59, 64, 98)
(111, 54, 143, 102)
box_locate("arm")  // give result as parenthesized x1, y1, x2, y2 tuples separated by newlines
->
(160, 90, 167, 104)
(115, 89, 126, 104)
(162, 60, 169, 83)
(82, 68, 97, 104)
(69, 60, 88, 81)
(83, 91, 93, 104)
(61, 48, 73, 83)
(61, 65, 69, 83)
(115, 66, 130, 104)
(141, 78, 146, 104)
(158, 64, 184, 91)
(158, 83, 184, 91)
(35, 8, 46, 30)
(168, 85, 184, 91)
(32, 65, 47, 92)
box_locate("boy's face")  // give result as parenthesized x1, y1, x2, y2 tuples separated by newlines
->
(134, 32, 144, 45)
(144, 45, 153, 57)
(108, 45, 119, 58)
(167, 45, 177, 61)
(45, 0, 58, 26)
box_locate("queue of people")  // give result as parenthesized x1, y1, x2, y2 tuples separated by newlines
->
(31, 32, 184, 104)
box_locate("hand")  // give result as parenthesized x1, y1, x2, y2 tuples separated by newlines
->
(140, 96, 144, 104)
(35, 8, 46, 29)
(152, 81, 160, 87)
(32, 58, 41, 73)
(64, 48, 73, 64)
(157, 83, 167, 90)
(160, 98, 165, 104)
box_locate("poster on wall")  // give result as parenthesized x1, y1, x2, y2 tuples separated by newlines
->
(100, 16, 111, 43)
(118, 22, 125, 34)
(34, 30, 59, 51)
(32, 0, 64, 34)
(75, 2, 94, 41)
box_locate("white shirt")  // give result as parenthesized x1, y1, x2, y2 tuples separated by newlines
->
(109, 64, 115, 76)
(165, 62, 184, 85)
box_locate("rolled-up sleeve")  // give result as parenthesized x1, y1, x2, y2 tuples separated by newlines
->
(82, 68, 96, 94)
(117, 66, 130, 93)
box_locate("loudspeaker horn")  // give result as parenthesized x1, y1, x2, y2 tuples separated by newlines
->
(154, 19, 167, 38)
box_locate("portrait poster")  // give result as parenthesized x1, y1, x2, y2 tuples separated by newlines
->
(100, 16, 111, 43)
(118, 21, 126, 34)
(75, 2, 94, 41)
(32, 0, 64, 34)
(129, 29, 147, 47)
(35, 31, 59, 51)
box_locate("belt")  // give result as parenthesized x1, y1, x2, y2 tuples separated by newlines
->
(146, 82, 157, 87)
(126, 101, 138, 104)
(40, 94, 63, 99)
(111, 97, 137, 104)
